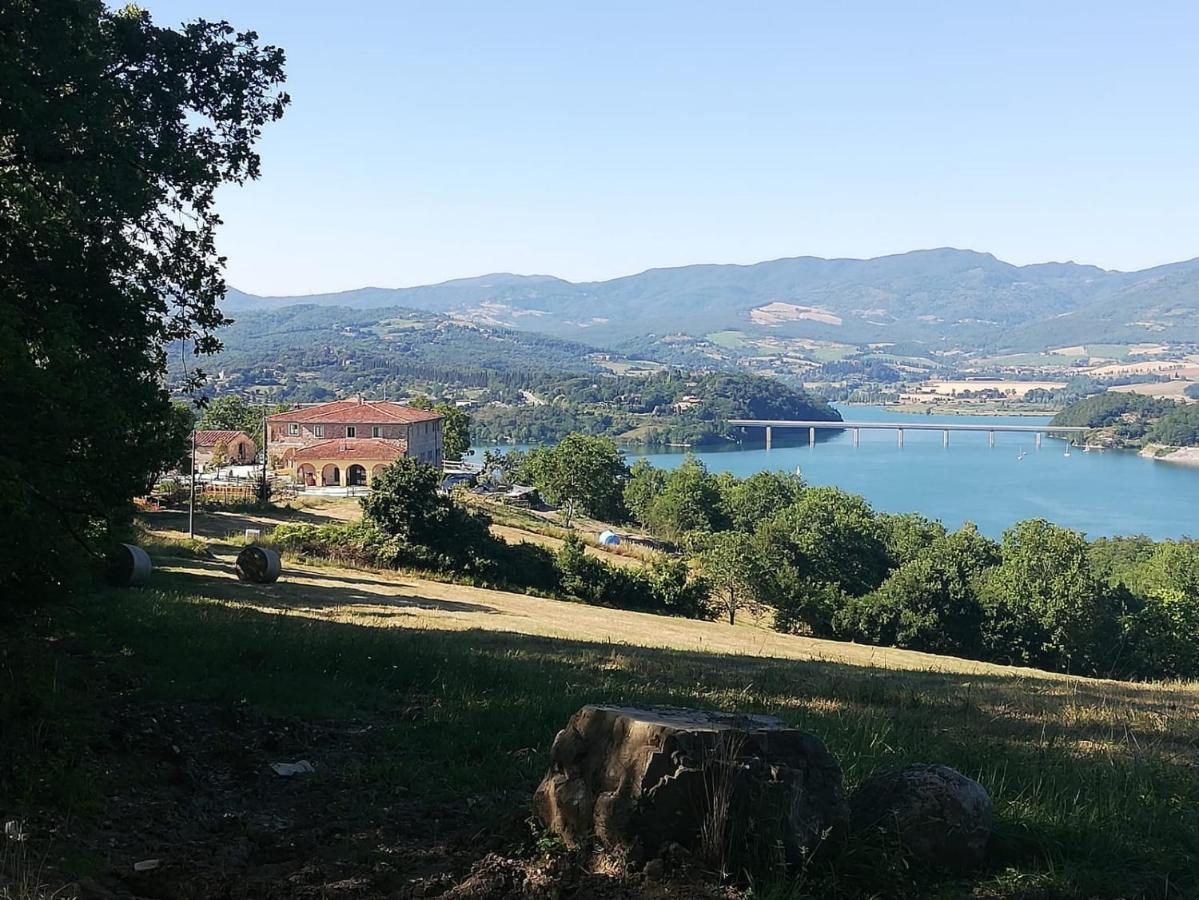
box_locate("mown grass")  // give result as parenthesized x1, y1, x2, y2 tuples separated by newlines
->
(11, 583, 1197, 899)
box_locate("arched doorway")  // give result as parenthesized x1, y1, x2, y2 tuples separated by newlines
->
(347, 464, 367, 486)
(321, 464, 340, 486)
(371, 464, 386, 483)
(296, 463, 316, 486)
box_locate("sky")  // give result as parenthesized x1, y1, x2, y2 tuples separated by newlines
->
(145, 1, 1199, 295)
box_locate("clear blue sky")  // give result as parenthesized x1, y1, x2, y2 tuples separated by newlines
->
(146, 1, 1199, 294)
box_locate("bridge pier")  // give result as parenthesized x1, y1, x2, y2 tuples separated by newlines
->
(809, 426, 816, 446)
(1035, 432, 1042, 449)
(853, 427, 860, 448)
(765, 426, 772, 450)
(988, 430, 995, 448)
(942, 429, 949, 448)
(897, 428, 904, 448)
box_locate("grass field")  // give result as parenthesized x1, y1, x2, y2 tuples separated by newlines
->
(4, 507, 1198, 898)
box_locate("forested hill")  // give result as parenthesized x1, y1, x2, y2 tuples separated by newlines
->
(188, 304, 609, 401)
(225, 249, 1199, 351)
(470, 371, 840, 447)
(1050, 393, 1199, 448)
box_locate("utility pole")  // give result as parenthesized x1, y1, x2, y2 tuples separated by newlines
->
(188, 426, 196, 539)
(262, 396, 269, 496)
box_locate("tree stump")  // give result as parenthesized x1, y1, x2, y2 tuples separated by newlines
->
(533, 705, 848, 874)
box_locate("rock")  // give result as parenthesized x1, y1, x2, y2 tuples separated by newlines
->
(850, 764, 992, 869)
(533, 705, 848, 873)
(269, 760, 315, 776)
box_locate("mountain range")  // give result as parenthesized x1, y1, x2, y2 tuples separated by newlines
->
(223, 248, 1199, 353)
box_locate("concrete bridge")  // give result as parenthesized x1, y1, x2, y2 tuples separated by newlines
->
(728, 419, 1089, 449)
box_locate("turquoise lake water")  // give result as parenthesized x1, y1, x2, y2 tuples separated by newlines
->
(478, 405, 1199, 540)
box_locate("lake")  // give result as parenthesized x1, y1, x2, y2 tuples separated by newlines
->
(481, 405, 1199, 540)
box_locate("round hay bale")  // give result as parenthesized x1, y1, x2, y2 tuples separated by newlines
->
(106, 543, 152, 587)
(236, 545, 281, 584)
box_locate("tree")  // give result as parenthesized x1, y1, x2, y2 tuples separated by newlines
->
(758, 487, 889, 598)
(361, 458, 490, 561)
(977, 519, 1115, 673)
(877, 512, 947, 568)
(1117, 541, 1199, 678)
(210, 440, 229, 469)
(522, 433, 628, 525)
(838, 525, 999, 655)
(435, 403, 471, 461)
(198, 394, 289, 447)
(698, 532, 768, 626)
(720, 470, 804, 534)
(623, 458, 666, 527)
(1, 3, 288, 596)
(643, 457, 728, 539)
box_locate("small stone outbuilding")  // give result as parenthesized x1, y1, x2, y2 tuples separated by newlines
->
(193, 430, 257, 467)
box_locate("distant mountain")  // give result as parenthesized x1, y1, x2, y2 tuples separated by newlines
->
(223, 249, 1199, 352)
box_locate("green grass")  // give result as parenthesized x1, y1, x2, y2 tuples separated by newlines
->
(707, 330, 754, 349)
(6, 584, 1198, 898)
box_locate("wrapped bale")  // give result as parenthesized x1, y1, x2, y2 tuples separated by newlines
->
(236, 545, 281, 583)
(106, 543, 153, 587)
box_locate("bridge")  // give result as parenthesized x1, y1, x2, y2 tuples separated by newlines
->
(727, 419, 1089, 449)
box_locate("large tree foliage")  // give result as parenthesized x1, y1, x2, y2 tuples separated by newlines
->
(0, 2, 287, 595)
(698, 531, 768, 625)
(642, 457, 728, 539)
(838, 525, 1000, 655)
(977, 519, 1116, 672)
(520, 434, 628, 524)
(196, 394, 291, 450)
(361, 458, 490, 561)
(719, 470, 804, 534)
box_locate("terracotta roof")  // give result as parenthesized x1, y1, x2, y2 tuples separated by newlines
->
(268, 398, 443, 425)
(193, 430, 254, 447)
(291, 438, 408, 462)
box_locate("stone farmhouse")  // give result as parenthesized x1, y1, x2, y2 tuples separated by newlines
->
(266, 397, 444, 487)
(193, 430, 257, 467)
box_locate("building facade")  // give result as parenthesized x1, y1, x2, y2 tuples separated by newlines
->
(267, 397, 444, 486)
(193, 430, 257, 467)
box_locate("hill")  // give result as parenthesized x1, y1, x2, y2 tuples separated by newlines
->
(470, 370, 841, 446)
(6, 503, 1196, 899)
(223, 249, 1199, 352)
(187, 304, 610, 400)
(1050, 392, 1199, 448)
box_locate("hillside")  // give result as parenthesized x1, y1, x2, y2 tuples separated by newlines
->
(224, 248, 1199, 352)
(6, 505, 1195, 899)
(188, 304, 609, 400)
(1050, 392, 1199, 448)
(471, 370, 841, 446)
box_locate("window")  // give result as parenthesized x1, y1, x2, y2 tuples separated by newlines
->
(346, 425, 356, 438)
(372, 426, 382, 438)
(288, 423, 299, 436)
(314, 425, 324, 437)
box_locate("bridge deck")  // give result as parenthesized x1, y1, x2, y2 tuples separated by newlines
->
(728, 419, 1088, 433)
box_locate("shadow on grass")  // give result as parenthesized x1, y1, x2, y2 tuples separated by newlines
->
(151, 560, 500, 615)
(34, 582, 1195, 899)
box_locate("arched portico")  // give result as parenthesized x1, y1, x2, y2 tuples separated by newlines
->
(321, 464, 340, 486)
